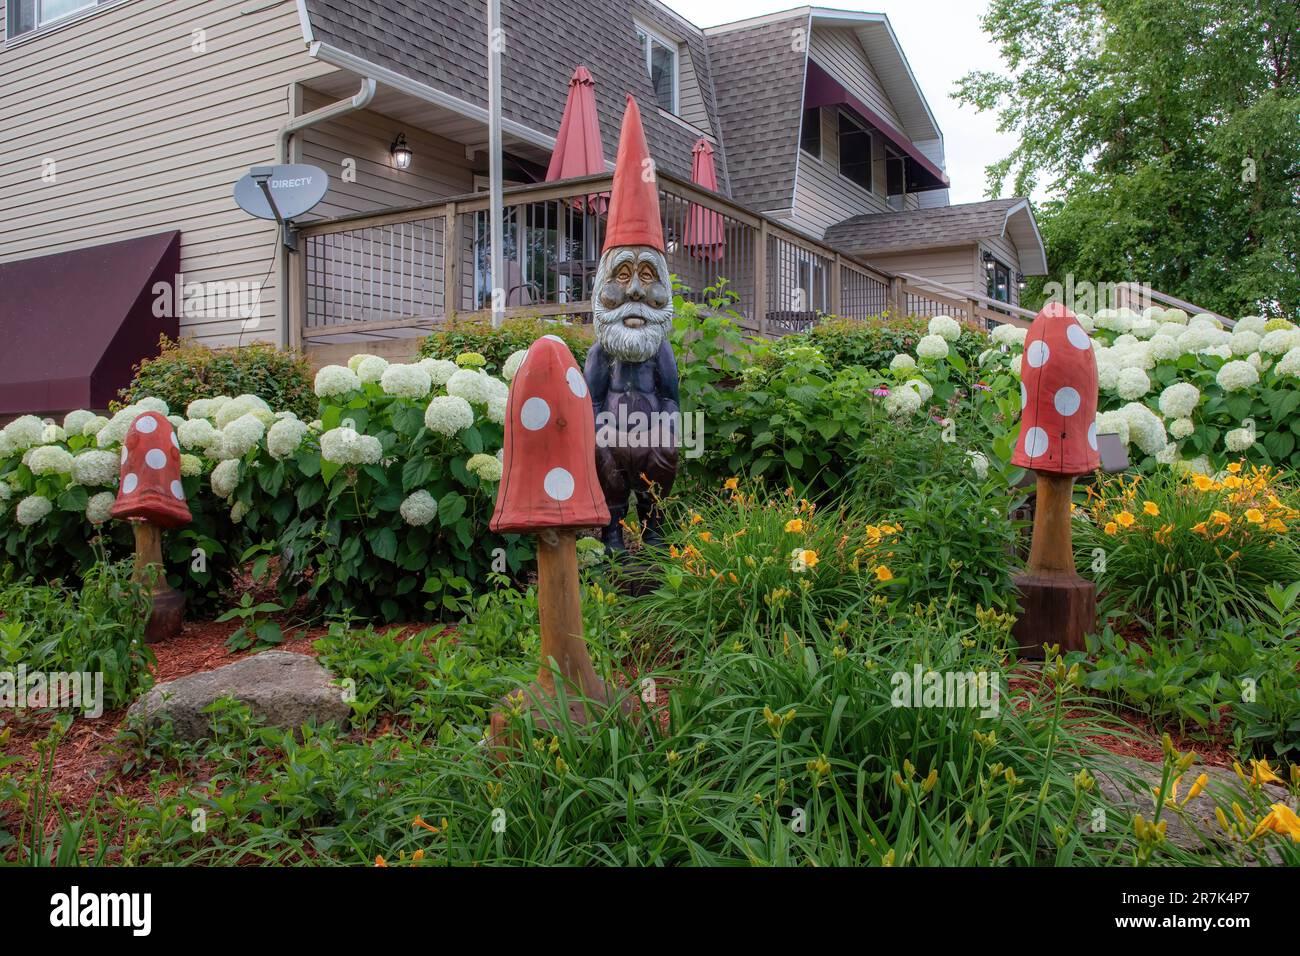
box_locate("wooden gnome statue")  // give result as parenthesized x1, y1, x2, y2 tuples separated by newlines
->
(584, 94, 680, 553)
(1010, 303, 1101, 656)
(489, 336, 614, 734)
(110, 411, 191, 643)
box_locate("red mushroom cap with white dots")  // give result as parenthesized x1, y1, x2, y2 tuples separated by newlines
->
(490, 336, 610, 533)
(1011, 303, 1102, 476)
(109, 411, 192, 528)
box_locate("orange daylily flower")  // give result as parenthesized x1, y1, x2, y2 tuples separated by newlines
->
(784, 518, 804, 533)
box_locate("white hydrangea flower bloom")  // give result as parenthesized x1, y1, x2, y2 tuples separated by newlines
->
(0, 432, 16, 459)
(904, 378, 934, 403)
(467, 452, 504, 483)
(502, 350, 528, 382)
(424, 395, 475, 436)
(62, 409, 96, 436)
(1260, 328, 1300, 356)
(1188, 313, 1223, 330)
(179, 454, 202, 478)
(1230, 329, 1262, 356)
(1157, 382, 1200, 419)
(889, 353, 917, 372)
(991, 324, 1027, 347)
(356, 355, 390, 384)
(0, 480, 11, 500)
(5, 415, 49, 451)
(1115, 367, 1151, 400)
(72, 450, 121, 487)
(1155, 442, 1179, 465)
(1075, 313, 1095, 332)
(418, 358, 459, 386)
(1121, 402, 1167, 456)
(1233, 315, 1266, 335)
(1010, 354, 1023, 378)
(1095, 411, 1130, 447)
(928, 315, 962, 342)
(347, 353, 378, 373)
(85, 491, 116, 525)
(486, 394, 507, 425)
(966, 450, 989, 480)
(319, 426, 362, 464)
(1131, 318, 1160, 339)
(187, 396, 231, 421)
(1148, 335, 1182, 361)
(1248, 351, 1271, 372)
(1275, 347, 1300, 378)
(1178, 324, 1230, 353)
(41, 424, 67, 444)
(380, 363, 432, 399)
(1156, 322, 1188, 339)
(267, 417, 309, 460)
(177, 418, 218, 452)
(215, 413, 266, 460)
(231, 501, 249, 525)
(1225, 427, 1255, 453)
(399, 489, 439, 526)
(1161, 308, 1189, 325)
(27, 445, 74, 476)
(314, 364, 361, 398)
(1169, 417, 1195, 440)
(210, 459, 241, 498)
(883, 387, 923, 418)
(446, 368, 499, 405)
(915, 334, 950, 360)
(1215, 360, 1259, 393)
(16, 494, 53, 527)
(357, 435, 383, 466)
(215, 394, 273, 429)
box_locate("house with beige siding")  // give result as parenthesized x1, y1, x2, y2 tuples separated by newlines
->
(0, 1, 1048, 414)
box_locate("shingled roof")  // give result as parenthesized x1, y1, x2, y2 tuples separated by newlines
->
(824, 197, 1048, 273)
(302, 0, 729, 191)
(705, 12, 809, 212)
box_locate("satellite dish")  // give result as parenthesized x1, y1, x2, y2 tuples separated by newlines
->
(234, 164, 329, 221)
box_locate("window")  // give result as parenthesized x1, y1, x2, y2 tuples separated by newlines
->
(796, 258, 828, 312)
(7, 0, 105, 39)
(987, 258, 1012, 304)
(635, 24, 678, 113)
(800, 107, 821, 158)
(837, 111, 873, 192)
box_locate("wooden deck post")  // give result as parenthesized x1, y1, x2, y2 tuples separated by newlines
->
(888, 276, 905, 320)
(830, 253, 843, 317)
(444, 203, 458, 324)
(755, 219, 769, 336)
(288, 246, 306, 353)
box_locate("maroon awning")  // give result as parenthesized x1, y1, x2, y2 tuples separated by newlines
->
(0, 231, 180, 415)
(804, 60, 949, 193)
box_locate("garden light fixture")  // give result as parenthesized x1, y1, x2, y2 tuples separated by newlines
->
(390, 133, 413, 170)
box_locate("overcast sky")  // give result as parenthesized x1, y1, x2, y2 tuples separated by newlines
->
(661, 0, 1018, 205)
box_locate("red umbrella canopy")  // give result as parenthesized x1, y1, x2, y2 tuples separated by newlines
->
(1011, 303, 1102, 476)
(490, 336, 610, 533)
(684, 137, 725, 261)
(547, 65, 607, 213)
(110, 411, 192, 528)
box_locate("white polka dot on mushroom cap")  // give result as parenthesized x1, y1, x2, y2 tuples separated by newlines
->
(170, 431, 179, 448)
(135, 415, 157, 434)
(1054, 386, 1081, 416)
(542, 334, 565, 344)
(1023, 426, 1049, 458)
(145, 448, 168, 470)
(171, 480, 185, 500)
(566, 367, 587, 399)
(1066, 323, 1091, 350)
(122, 473, 139, 494)
(121, 447, 129, 464)
(520, 396, 550, 431)
(1026, 340, 1050, 368)
(544, 466, 574, 501)
(1020, 381, 1027, 410)
(1088, 421, 1098, 450)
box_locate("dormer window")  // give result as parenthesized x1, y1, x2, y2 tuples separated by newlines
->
(7, 0, 113, 40)
(838, 111, 873, 192)
(635, 23, 679, 113)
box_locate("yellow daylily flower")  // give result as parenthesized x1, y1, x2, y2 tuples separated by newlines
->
(1143, 500, 1160, 516)
(874, 564, 893, 581)
(1250, 803, 1300, 842)
(784, 518, 804, 533)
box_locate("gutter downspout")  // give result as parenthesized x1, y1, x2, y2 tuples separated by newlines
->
(274, 77, 378, 349)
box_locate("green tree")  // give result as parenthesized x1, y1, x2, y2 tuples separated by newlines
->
(958, 0, 1300, 318)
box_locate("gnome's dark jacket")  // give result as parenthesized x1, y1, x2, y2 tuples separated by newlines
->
(584, 339, 679, 500)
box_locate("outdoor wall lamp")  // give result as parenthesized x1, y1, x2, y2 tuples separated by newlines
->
(390, 133, 413, 170)
(1017, 272, 1027, 291)
(983, 251, 996, 271)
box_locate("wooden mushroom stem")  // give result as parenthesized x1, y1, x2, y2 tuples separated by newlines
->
(534, 529, 607, 704)
(1013, 473, 1095, 657)
(131, 519, 185, 644)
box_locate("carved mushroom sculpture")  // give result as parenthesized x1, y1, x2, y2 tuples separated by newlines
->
(1009, 303, 1100, 655)
(110, 411, 191, 642)
(489, 336, 612, 736)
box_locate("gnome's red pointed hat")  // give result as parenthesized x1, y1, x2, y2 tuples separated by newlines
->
(110, 411, 192, 528)
(490, 336, 610, 533)
(1011, 303, 1102, 476)
(602, 95, 664, 253)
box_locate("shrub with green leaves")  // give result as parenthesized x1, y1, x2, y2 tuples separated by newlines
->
(119, 337, 315, 422)
(419, 316, 591, 373)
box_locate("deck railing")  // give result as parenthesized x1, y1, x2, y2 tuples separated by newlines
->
(291, 172, 1030, 362)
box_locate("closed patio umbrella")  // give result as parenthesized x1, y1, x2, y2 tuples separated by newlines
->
(546, 65, 606, 212)
(684, 137, 725, 261)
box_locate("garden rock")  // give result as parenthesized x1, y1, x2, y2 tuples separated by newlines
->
(1093, 755, 1294, 861)
(127, 651, 350, 742)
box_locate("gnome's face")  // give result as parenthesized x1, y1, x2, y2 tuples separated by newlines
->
(593, 245, 673, 363)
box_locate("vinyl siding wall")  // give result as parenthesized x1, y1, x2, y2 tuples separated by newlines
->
(0, 0, 335, 347)
(868, 241, 1023, 309)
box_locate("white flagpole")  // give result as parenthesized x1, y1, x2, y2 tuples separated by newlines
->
(487, 0, 505, 328)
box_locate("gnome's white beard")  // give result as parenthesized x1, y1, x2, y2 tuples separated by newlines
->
(592, 250, 673, 364)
